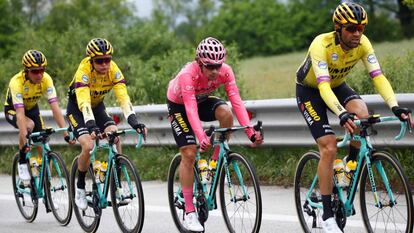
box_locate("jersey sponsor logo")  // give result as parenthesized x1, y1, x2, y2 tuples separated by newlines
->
(318, 61, 328, 69)
(185, 85, 194, 91)
(16, 93, 23, 100)
(90, 89, 110, 97)
(328, 64, 355, 79)
(331, 53, 338, 61)
(173, 113, 190, 133)
(47, 87, 53, 94)
(115, 72, 122, 80)
(82, 75, 89, 83)
(334, 102, 343, 112)
(68, 114, 78, 128)
(367, 54, 377, 64)
(304, 101, 321, 125)
(24, 86, 29, 92)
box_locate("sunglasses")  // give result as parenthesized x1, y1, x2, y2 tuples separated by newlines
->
(344, 24, 365, 33)
(93, 57, 112, 65)
(204, 64, 222, 70)
(29, 68, 45, 75)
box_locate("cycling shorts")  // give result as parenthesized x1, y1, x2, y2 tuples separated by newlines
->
(296, 83, 361, 140)
(66, 99, 115, 138)
(167, 96, 227, 148)
(4, 104, 45, 133)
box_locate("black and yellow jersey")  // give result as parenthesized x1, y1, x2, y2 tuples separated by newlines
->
(4, 71, 58, 110)
(68, 57, 134, 122)
(296, 31, 397, 115)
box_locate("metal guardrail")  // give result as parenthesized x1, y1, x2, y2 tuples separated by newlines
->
(1, 94, 413, 147)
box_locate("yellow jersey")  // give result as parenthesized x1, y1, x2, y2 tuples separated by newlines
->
(4, 71, 58, 110)
(68, 57, 134, 122)
(296, 31, 397, 115)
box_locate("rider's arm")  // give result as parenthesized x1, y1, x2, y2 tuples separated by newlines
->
(318, 82, 347, 116)
(73, 68, 94, 124)
(111, 63, 137, 123)
(43, 74, 66, 129)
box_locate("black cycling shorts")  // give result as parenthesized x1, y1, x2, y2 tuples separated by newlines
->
(296, 82, 361, 140)
(66, 99, 115, 138)
(4, 104, 45, 133)
(167, 96, 227, 148)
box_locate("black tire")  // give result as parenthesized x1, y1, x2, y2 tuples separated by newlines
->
(12, 153, 38, 222)
(167, 153, 192, 233)
(359, 151, 414, 233)
(44, 151, 72, 226)
(110, 154, 145, 233)
(70, 156, 100, 233)
(294, 151, 323, 233)
(219, 152, 262, 233)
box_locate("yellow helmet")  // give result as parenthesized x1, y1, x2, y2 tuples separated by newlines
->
(22, 50, 47, 68)
(333, 2, 368, 25)
(86, 38, 113, 57)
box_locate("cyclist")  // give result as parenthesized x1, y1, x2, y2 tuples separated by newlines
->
(4, 50, 74, 183)
(295, 2, 413, 232)
(66, 38, 147, 210)
(167, 37, 263, 231)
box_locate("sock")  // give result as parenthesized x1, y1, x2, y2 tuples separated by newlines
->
(322, 195, 333, 221)
(348, 145, 359, 161)
(182, 186, 195, 214)
(211, 145, 220, 161)
(77, 171, 87, 189)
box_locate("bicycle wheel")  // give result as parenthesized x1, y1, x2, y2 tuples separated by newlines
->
(110, 154, 145, 233)
(12, 153, 38, 222)
(360, 151, 414, 233)
(44, 151, 72, 225)
(167, 153, 193, 233)
(294, 150, 324, 233)
(219, 152, 262, 233)
(70, 156, 100, 233)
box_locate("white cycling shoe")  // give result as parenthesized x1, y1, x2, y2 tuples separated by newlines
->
(75, 188, 88, 211)
(18, 163, 31, 184)
(322, 217, 343, 233)
(183, 212, 204, 232)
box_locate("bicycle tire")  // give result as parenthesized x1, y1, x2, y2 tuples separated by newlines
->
(110, 154, 145, 233)
(70, 156, 100, 233)
(294, 150, 323, 233)
(359, 151, 414, 233)
(167, 153, 193, 233)
(12, 153, 38, 222)
(219, 152, 262, 233)
(44, 151, 72, 226)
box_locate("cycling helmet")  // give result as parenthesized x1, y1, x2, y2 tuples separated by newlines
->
(22, 50, 47, 68)
(86, 38, 113, 57)
(196, 37, 226, 65)
(333, 2, 368, 25)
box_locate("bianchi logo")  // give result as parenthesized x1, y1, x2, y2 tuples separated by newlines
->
(16, 93, 22, 99)
(367, 54, 377, 64)
(331, 53, 338, 61)
(47, 87, 53, 94)
(82, 75, 89, 83)
(318, 61, 328, 69)
(115, 72, 121, 80)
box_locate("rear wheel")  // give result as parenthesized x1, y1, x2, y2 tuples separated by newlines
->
(110, 154, 145, 233)
(70, 156, 100, 233)
(360, 151, 414, 233)
(12, 153, 38, 222)
(219, 152, 262, 233)
(44, 151, 72, 225)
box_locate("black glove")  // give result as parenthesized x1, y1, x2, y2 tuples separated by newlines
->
(127, 115, 146, 133)
(392, 106, 412, 121)
(64, 135, 71, 143)
(339, 112, 356, 127)
(85, 120, 100, 135)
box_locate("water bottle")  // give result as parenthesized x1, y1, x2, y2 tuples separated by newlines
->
(206, 160, 217, 183)
(198, 159, 208, 184)
(99, 161, 108, 183)
(333, 159, 346, 187)
(93, 160, 102, 183)
(343, 159, 357, 186)
(30, 157, 39, 177)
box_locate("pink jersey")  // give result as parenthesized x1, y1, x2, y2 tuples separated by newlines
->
(167, 61, 253, 142)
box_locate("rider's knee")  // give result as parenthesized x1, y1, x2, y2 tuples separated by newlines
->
(215, 105, 233, 124)
(180, 145, 197, 165)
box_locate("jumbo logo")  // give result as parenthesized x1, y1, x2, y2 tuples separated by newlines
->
(304, 101, 320, 121)
(174, 113, 189, 132)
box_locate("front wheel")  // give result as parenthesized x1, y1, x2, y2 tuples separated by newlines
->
(44, 151, 72, 225)
(12, 153, 38, 222)
(70, 156, 100, 233)
(219, 152, 262, 233)
(110, 154, 145, 233)
(294, 150, 323, 233)
(359, 151, 414, 233)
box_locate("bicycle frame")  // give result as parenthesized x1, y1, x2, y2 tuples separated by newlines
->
(305, 115, 407, 217)
(17, 128, 68, 201)
(87, 129, 143, 208)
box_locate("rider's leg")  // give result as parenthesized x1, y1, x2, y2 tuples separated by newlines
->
(76, 134, 94, 189)
(316, 134, 337, 220)
(179, 145, 198, 213)
(211, 105, 234, 160)
(345, 99, 369, 161)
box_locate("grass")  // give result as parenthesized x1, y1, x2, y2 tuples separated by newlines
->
(239, 38, 414, 99)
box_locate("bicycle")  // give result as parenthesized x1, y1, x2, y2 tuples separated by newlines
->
(70, 129, 145, 233)
(12, 127, 72, 225)
(294, 115, 414, 233)
(168, 121, 263, 233)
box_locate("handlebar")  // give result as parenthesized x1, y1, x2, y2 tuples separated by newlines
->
(27, 127, 74, 145)
(337, 115, 408, 148)
(205, 121, 263, 145)
(89, 129, 144, 155)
